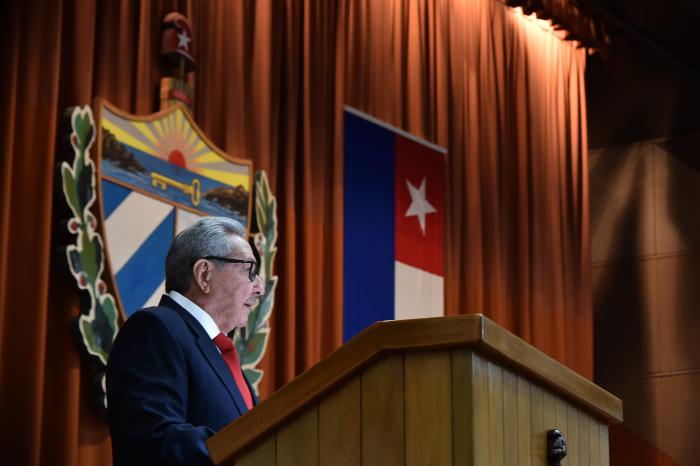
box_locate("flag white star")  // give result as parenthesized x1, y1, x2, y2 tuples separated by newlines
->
(177, 31, 191, 50)
(404, 178, 436, 236)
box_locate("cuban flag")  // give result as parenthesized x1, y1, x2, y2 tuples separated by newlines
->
(343, 107, 446, 341)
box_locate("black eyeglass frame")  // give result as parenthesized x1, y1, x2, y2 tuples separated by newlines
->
(202, 256, 259, 282)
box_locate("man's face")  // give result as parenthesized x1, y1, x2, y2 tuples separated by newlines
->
(207, 236, 264, 332)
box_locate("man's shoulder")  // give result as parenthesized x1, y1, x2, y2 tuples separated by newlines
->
(123, 303, 186, 329)
(112, 302, 194, 346)
(108, 303, 196, 366)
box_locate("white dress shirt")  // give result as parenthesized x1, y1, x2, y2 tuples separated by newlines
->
(167, 290, 220, 339)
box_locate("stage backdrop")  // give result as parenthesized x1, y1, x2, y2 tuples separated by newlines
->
(0, 1, 590, 465)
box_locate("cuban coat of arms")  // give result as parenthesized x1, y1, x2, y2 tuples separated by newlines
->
(60, 102, 278, 405)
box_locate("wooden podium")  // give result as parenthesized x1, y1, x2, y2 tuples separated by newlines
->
(207, 315, 622, 466)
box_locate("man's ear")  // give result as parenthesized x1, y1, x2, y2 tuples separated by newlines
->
(192, 259, 210, 293)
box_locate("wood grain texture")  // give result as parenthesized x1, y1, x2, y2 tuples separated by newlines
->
(487, 362, 505, 466)
(567, 402, 580, 466)
(208, 315, 621, 463)
(233, 437, 276, 466)
(516, 375, 532, 466)
(404, 351, 452, 466)
(361, 355, 404, 466)
(230, 356, 609, 466)
(543, 391, 558, 466)
(480, 317, 622, 423)
(276, 407, 318, 466)
(599, 423, 609, 466)
(530, 383, 545, 465)
(555, 396, 569, 463)
(543, 391, 557, 443)
(472, 353, 491, 466)
(589, 414, 600, 466)
(451, 350, 475, 466)
(579, 412, 590, 466)
(555, 397, 567, 430)
(502, 369, 518, 466)
(319, 377, 361, 466)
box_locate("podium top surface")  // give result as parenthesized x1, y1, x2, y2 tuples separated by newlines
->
(208, 314, 622, 463)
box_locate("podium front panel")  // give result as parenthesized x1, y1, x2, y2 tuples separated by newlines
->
(226, 349, 611, 466)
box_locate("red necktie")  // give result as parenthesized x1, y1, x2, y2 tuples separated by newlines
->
(213, 333, 253, 410)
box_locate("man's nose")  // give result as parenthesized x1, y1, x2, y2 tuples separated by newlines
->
(254, 275, 265, 295)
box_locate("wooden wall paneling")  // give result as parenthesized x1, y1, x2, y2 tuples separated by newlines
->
(404, 351, 452, 466)
(487, 361, 505, 466)
(578, 411, 590, 466)
(276, 407, 319, 466)
(537, 390, 557, 465)
(319, 377, 361, 466)
(451, 350, 475, 466)
(566, 403, 580, 466)
(516, 375, 532, 466)
(234, 436, 276, 466)
(599, 423, 609, 466)
(530, 384, 545, 465)
(361, 354, 404, 466)
(542, 390, 557, 443)
(502, 368, 518, 466)
(588, 415, 600, 466)
(555, 397, 569, 464)
(472, 353, 491, 465)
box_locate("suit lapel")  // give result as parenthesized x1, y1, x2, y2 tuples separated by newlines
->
(195, 334, 250, 416)
(159, 295, 250, 416)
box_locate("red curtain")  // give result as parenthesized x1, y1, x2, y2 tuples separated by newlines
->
(0, 0, 590, 464)
(342, 0, 591, 375)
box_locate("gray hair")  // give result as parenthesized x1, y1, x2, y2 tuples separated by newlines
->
(165, 216, 247, 293)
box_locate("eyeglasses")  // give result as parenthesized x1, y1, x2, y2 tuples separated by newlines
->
(203, 256, 259, 282)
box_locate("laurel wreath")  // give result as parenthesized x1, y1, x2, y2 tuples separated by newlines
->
(234, 170, 278, 395)
(61, 106, 120, 407)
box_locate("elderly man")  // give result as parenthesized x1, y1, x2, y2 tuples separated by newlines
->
(107, 216, 264, 466)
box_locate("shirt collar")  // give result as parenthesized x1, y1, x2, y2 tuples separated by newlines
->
(167, 290, 220, 339)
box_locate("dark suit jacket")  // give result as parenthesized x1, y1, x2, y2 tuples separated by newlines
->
(106, 295, 257, 466)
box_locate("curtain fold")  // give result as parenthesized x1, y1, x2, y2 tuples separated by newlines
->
(343, 0, 591, 373)
(0, 0, 591, 464)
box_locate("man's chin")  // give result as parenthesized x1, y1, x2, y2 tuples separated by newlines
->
(233, 318, 249, 332)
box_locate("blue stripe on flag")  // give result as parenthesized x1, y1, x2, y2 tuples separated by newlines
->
(102, 180, 132, 218)
(115, 210, 174, 317)
(343, 111, 395, 342)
